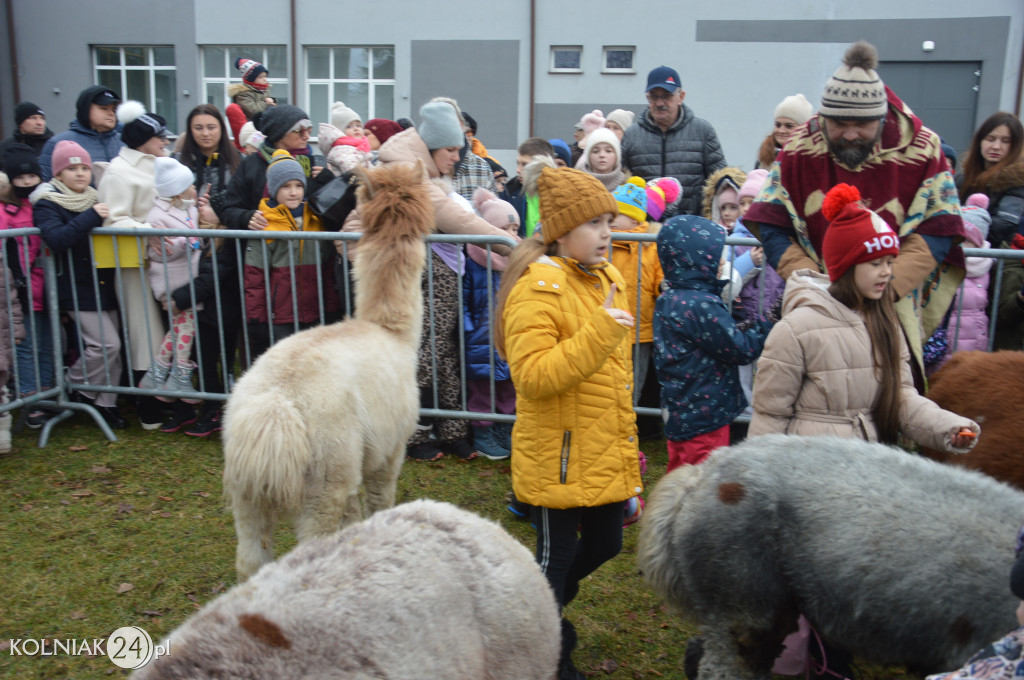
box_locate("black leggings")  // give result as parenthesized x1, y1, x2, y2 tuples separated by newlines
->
(532, 501, 625, 609)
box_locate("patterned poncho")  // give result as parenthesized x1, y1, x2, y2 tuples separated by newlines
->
(745, 87, 966, 358)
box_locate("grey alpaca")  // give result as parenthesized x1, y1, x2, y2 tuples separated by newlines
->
(637, 435, 1024, 680)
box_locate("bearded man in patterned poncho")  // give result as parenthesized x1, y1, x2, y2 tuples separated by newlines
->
(745, 41, 967, 382)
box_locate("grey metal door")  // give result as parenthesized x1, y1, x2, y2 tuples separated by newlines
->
(877, 61, 981, 160)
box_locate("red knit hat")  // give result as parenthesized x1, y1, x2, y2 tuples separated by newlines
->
(821, 183, 900, 282)
(364, 118, 402, 146)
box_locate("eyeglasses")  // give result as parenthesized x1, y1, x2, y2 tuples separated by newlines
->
(646, 91, 678, 102)
(288, 120, 313, 135)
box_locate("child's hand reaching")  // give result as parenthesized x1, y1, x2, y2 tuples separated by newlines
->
(603, 283, 634, 327)
(949, 426, 979, 453)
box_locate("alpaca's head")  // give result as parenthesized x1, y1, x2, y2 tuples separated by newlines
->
(354, 161, 434, 245)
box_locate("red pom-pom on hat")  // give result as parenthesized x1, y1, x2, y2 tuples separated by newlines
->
(822, 183, 862, 221)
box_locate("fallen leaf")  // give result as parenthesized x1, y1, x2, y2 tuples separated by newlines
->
(158, 496, 173, 502)
(477, 469, 495, 477)
(70, 490, 93, 499)
(626, 611, 638, 621)
(69, 610, 86, 620)
(186, 593, 198, 603)
(0, 640, 10, 652)
(117, 583, 134, 594)
(68, 445, 88, 451)
(211, 582, 226, 595)
(159, 512, 172, 518)
(116, 504, 134, 515)
(598, 658, 619, 673)
(141, 610, 162, 617)
(21, 503, 32, 511)
(90, 465, 112, 474)
(193, 491, 210, 498)
(60, 500, 70, 506)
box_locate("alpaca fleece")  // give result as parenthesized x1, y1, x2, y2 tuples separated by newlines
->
(223, 162, 433, 580)
(920, 350, 1024, 490)
(637, 435, 1024, 680)
(131, 501, 561, 679)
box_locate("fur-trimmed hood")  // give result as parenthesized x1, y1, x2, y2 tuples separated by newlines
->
(983, 159, 1024, 195)
(701, 166, 747, 223)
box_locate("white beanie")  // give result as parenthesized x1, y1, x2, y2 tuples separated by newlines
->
(153, 157, 195, 198)
(581, 127, 621, 168)
(606, 109, 635, 131)
(773, 94, 814, 125)
(238, 121, 257, 148)
(330, 102, 361, 132)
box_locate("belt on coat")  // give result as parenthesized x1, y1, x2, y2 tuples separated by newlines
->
(792, 410, 875, 441)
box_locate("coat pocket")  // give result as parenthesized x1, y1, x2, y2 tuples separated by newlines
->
(559, 430, 572, 484)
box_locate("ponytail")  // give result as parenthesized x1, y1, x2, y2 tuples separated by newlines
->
(829, 273, 903, 444)
(493, 234, 557, 359)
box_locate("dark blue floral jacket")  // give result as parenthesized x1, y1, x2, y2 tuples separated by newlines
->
(653, 215, 772, 440)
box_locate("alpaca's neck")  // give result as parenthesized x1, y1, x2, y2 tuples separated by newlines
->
(352, 243, 426, 345)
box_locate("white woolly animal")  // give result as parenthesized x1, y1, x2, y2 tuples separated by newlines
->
(131, 500, 562, 680)
(638, 435, 1024, 680)
(222, 161, 432, 580)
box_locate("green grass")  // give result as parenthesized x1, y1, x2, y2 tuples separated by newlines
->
(0, 409, 926, 680)
(0, 408, 694, 679)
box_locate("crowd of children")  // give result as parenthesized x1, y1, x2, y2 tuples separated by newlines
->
(3, 51, 1022, 680)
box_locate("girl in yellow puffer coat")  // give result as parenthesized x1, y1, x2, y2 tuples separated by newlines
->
(495, 158, 643, 680)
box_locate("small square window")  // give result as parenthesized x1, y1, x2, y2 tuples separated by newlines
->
(602, 46, 635, 74)
(550, 46, 582, 73)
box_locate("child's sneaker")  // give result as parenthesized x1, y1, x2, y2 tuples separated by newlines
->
(440, 438, 479, 460)
(493, 421, 513, 451)
(506, 491, 532, 520)
(472, 425, 510, 460)
(185, 411, 222, 437)
(406, 441, 443, 462)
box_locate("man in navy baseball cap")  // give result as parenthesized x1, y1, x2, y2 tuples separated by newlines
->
(620, 65, 725, 217)
(645, 66, 681, 93)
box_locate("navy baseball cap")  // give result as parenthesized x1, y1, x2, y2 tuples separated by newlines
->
(646, 66, 681, 93)
(92, 88, 121, 106)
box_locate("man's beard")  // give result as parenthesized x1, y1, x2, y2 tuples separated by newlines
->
(826, 122, 884, 168)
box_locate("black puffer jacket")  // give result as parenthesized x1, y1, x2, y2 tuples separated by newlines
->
(621, 103, 726, 217)
(219, 144, 331, 229)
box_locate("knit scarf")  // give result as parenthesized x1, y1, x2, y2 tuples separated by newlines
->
(33, 179, 98, 213)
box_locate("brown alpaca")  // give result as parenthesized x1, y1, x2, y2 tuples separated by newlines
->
(222, 162, 434, 580)
(920, 350, 1024, 490)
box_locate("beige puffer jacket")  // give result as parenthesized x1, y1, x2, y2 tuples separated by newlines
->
(750, 270, 978, 453)
(339, 128, 512, 257)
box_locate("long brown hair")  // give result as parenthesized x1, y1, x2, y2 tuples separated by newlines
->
(959, 112, 1024, 199)
(178, 104, 242, 174)
(493, 234, 559, 359)
(757, 133, 779, 170)
(828, 269, 903, 444)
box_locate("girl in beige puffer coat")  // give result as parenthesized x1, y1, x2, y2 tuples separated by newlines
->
(751, 184, 978, 454)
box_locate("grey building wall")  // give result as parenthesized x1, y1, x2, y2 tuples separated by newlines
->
(6, 0, 197, 136)
(2, 1, 1022, 174)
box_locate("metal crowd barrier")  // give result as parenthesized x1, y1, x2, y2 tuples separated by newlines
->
(0, 226, 1020, 448)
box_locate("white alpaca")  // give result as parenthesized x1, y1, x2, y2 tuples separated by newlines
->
(223, 162, 433, 580)
(131, 501, 562, 680)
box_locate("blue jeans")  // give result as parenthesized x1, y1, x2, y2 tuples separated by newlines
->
(15, 310, 54, 397)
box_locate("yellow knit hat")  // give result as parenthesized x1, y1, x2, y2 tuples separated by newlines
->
(536, 166, 617, 244)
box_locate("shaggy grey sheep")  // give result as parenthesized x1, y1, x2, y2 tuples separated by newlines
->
(133, 500, 560, 679)
(637, 435, 1024, 680)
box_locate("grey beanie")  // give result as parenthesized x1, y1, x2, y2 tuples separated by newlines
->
(417, 102, 465, 150)
(258, 105, 310, 145)
(265, 149, 307, 199)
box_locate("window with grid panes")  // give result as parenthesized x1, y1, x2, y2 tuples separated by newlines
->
(94, 45, 177, 131)
(305, 46, 395, 130)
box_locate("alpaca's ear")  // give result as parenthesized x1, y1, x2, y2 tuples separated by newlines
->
(413, 158, 427, 181)
(353, 165, 374, 201)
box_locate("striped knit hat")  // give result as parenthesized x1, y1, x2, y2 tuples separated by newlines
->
(820, 41, 887, 120)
